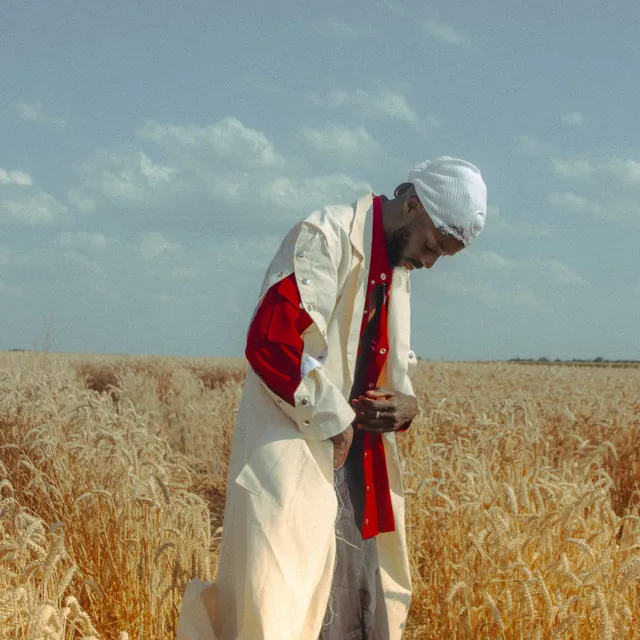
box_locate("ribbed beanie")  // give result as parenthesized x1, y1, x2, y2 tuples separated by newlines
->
(408, 156, 487, 245)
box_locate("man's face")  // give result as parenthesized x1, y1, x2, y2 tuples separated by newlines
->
(387, 197, 465, 270)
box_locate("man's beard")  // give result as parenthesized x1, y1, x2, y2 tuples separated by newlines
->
(386, 224, 412, 269)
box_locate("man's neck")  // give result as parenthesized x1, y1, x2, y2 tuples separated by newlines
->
(379, 195, 404, 244)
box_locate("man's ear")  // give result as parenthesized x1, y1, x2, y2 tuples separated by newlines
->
(403, 194, 422, 219)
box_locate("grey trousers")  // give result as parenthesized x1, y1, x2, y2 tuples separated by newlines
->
(318, 466, 390, 640)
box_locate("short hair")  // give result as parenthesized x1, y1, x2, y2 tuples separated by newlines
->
(393, 182, 415, 198)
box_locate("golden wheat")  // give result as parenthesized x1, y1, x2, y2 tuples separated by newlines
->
(1, 351, 639, 638)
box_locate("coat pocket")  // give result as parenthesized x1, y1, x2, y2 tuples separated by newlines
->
(234, 434, 307, 502)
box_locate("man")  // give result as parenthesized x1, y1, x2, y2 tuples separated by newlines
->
(177, 157, 488, 640)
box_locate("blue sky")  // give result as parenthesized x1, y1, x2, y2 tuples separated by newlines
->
(1, 0, 639, 360)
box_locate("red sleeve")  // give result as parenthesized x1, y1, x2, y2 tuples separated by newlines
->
(245, 274, 313, 406)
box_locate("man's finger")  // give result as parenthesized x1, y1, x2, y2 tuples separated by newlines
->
(364, 388, 394, 399)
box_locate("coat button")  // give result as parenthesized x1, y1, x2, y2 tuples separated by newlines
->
(368, 383, 374, 389)
(277, 272, 286, 278)
(306, 304, 312, 311)
(380, 273, 387, 281)
(296, 250, 305, 258)
(379, 348, 386, 355)
(301, 278, 310, 285)
(303, 420, 310, 425)
(364, 518, 369, 525)
(301, 398, 308, 405)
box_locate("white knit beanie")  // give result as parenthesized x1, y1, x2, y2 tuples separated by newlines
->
(408, 156, 487, 246)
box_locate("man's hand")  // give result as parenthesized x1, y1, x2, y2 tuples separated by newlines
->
(330, 424, 354, 470)
(351, 388, 419, 434)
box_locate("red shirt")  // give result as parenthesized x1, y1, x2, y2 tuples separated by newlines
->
(245, 196, 402, 538)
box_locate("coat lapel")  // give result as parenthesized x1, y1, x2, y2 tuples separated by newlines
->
(344, 194, 374, 388)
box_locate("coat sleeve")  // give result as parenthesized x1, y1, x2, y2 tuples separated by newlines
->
(246, 221, 356, 441)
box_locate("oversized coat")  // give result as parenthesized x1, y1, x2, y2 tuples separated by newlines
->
(177, 193, 417, 640)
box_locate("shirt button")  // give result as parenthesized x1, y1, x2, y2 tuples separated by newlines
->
(301, 278, 310, 285)
(380, 273, 387, 281)
(379, 348, 386, 355)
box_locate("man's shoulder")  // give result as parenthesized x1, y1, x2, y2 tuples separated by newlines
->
(302, 193, 372, 241)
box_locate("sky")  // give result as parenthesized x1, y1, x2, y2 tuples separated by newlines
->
(1, 0, 639, 361)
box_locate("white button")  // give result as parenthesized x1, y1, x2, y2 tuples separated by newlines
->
(364, 518, 369, 525)
(306, 305, 312, 311)
(301, 278, 310, 285)
(296, 250, 305, 258)
(408, 351, 415, 359)
(380, 273, 387, 281)
(370, 279, 376, 285)
(299, 303, 305, 309)
(277, 271, 286, 277)
(379, 348, 386, 355)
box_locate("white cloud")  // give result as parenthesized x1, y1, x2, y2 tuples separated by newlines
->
(549, 191, 601, 215)
(512, 283, 548, 310)
(549, 153, 640, 227)
(260, 174, 371, 210)
(424, 19, 470, 46)
(67, 189, 96, 213)
(319, 19, 365, 40)
(472, 250, 517, 271)
(59, 232, 107, 251)
(63, 251, 103, 274)
(11, 100, 67, 127)
(300, 124, 381, 160)
(515, 135, 552, 157)
(139, 232, 183, 260)
(532, 258, 588, 286)
(0, 192, 71, 227)
(551, 158, 595, 180)
(562, 112, 586, 126)
(309, 89, 432, 130)
(136, 117, 284, 170)
(171, 265, 198, 279)
(490, 205, 553, 237)
(78, 148, 175, 203)
(0, 169, 33, 186)
(71, 116, 372, 233)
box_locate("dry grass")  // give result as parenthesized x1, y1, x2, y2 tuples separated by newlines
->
(1, 352, 639, 638)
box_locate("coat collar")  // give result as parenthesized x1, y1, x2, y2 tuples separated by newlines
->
(349, 192, 375, 265)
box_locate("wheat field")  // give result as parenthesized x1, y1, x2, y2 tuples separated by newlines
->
(1, 351, 639, 639)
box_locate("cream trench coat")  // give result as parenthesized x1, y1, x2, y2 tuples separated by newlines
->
(178, 194, 417, 640)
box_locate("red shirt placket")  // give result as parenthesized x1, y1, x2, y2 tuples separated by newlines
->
(359, 196, 395, 539)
